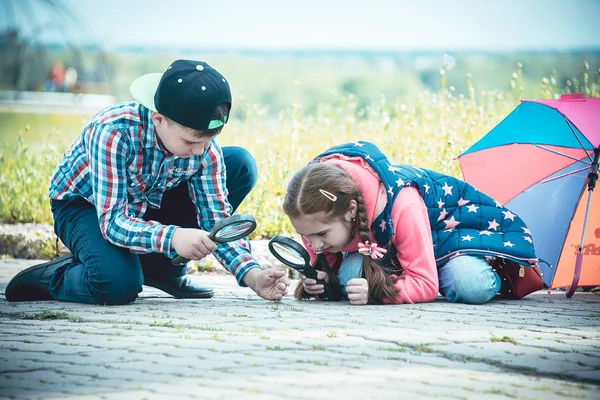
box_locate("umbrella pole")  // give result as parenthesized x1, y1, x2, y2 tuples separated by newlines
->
(566, 148, 599, 298)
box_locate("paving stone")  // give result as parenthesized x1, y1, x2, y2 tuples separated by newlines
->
(1, 259, 599, 399)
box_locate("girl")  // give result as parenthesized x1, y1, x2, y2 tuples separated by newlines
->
(282, 141, 540, 305)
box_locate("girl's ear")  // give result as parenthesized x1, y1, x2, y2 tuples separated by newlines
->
(345, 199, 358, 222)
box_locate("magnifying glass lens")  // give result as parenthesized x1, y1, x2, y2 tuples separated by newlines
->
(214, 221, 255, 241)
(270, 242, 306, 266)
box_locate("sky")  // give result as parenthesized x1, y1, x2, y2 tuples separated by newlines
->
(4, 0, 600, 51)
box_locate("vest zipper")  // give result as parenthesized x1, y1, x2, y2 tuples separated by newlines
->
(436, 249, 539, 266)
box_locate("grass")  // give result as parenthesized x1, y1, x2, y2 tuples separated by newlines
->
(490, 334, 518, 345)
(1, 64, 598, 242)
(0, 310, 82, 321)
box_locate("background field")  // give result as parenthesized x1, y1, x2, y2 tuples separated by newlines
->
(2, 0, 599, 245)
(2, 52, 599, 242)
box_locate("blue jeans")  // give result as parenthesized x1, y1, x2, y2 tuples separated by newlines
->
(337, 253, 500, 304)
(337, 253, 364, 297)
(438, 256, 501, 304)
(48, 146, 258, 305)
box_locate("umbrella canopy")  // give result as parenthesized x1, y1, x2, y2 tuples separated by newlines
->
(457, 94, 599, 296)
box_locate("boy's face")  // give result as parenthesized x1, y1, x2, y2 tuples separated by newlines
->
(153, 113, 214, 158)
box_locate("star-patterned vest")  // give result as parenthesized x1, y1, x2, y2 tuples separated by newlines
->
(315, 141, 539, 268)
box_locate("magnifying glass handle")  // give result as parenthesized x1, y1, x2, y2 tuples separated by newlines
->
(171, 254, 189, 266)
(171, 229, 219, 265)
(319, 280, 333, 300)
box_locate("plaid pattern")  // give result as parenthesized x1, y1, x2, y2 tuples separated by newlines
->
(49, 102, 258, 284)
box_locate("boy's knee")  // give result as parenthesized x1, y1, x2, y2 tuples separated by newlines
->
(97, 279, 140, 305)
(91, 259, 143, 305)
(98, 282, 141, 306)
(239, 149, 258, 187)
(226, 147, 258, 186)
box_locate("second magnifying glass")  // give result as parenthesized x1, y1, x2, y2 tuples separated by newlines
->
(268, 235, 333, 300)
(172, 214, 257, 266)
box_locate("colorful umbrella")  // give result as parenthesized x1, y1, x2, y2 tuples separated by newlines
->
(457, 94, 599, 297)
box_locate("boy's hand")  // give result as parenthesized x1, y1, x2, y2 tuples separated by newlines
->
(243, 268, 290, 300)
(171, 228, 217, 260)
(346, 278, 368, 305)
(300, 270, 329, 296)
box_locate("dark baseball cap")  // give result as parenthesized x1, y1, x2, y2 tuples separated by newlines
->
(130, 59, 231, 131)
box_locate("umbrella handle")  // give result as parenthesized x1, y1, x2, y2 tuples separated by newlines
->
(565, 252, 583, 298)
(565, 151, 598, 299)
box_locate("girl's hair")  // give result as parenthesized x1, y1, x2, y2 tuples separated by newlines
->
(166, 102, 230, 138)
(283, 162, 400, 304)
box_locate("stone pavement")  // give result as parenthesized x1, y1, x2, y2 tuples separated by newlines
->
(0, 258, 599, 400)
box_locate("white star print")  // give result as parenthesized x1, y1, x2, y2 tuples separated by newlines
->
(494, 200, 503, 208)
(503, 241, 515, 248)
(388, 186, 394, 196)
(488, 219, 500, 231)
(366, 155, 374, 162)
(444, 216, 460, 229)
(442, 182, 453, 196)
(437, 208, 448, 221)
(423, 183, 430, 193)
(353, 141, 364, 147)
(524, 236, 533, 244)
(461, 235, 474, 241)
(457, 197, 470, 206)
(396, 177, 404, 187)
(467, 204, 479, 213)
(379, 220, 386, 231)
(502, 210, 516, 221)
(479, 230, 493, 236)
(522, 227, 531, 235)
(388, 165, 400, 173)
(437, 199, 445, 208)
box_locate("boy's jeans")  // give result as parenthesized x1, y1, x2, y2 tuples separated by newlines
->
(337, 253, 501, 304)
(48, 146, 257, 305)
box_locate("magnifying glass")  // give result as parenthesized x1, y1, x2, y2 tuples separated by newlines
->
(268, 235, 333, 300)
(171, 214, 257, 266)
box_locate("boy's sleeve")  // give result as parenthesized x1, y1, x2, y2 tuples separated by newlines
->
(87, 124, 176, 254)
(187, 141, 260, 286)
(387, 187, 439, 304)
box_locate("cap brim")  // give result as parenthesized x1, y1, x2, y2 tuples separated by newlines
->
(130, 73, 162, 112)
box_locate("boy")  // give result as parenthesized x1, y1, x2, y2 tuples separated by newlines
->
(6, 59, 290, 304)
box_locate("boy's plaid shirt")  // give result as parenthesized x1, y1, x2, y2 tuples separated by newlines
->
(49, 102, 258, 285)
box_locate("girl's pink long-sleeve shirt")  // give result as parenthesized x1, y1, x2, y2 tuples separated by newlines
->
(302, 155, 439, 304)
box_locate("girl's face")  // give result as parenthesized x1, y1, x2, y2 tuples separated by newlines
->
(290, 202, 357, 254)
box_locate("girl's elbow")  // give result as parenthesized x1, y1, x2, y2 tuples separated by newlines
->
(425, 282, 439, 301)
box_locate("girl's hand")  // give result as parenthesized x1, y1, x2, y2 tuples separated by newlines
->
(346, 278, 368, 305)
(300, 270, 329, 296)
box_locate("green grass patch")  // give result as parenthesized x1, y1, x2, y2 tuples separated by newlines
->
(0, 310, 80, 321)
(490, 334, 518, 345)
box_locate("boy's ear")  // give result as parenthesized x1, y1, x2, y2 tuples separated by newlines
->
(152, 112, 167, 126)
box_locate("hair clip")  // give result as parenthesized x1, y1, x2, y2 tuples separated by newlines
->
(358, 241, 388, 260)
(319, 189, 337, 202)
